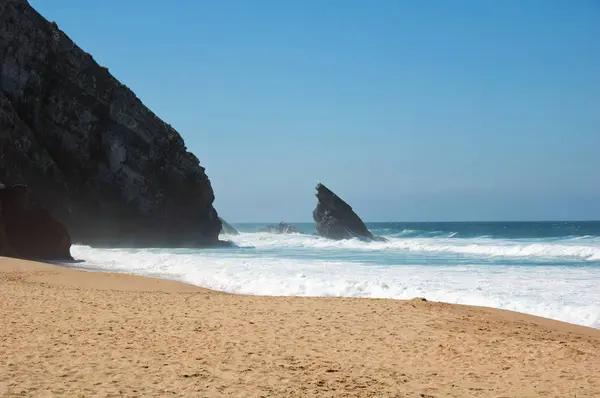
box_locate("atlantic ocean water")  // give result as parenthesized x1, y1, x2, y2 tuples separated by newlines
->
(71, 221, 600, 328)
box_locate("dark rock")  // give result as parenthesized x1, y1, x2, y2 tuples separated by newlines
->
(0, 0, 222, 247)
(0, 184, 72, 260)
(0, 192, 16, 257)
(219, 217, 239, 236)
(313, 183, 386, 241)
(260, 222, 303, 234)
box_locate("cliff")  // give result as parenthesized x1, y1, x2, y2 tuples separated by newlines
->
(0, 0, 222, 247)
(0, 184, 72, 260)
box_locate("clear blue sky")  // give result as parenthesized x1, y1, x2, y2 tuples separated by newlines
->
(30, 0, 599, 222)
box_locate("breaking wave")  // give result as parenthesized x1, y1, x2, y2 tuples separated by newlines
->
(69, 227, 600, 328)
(224, 232, 600, 262)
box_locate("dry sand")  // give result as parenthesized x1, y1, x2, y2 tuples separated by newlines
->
(1, 257, 599, 397)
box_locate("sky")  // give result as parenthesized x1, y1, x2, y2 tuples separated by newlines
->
(30, 0, 600, 222)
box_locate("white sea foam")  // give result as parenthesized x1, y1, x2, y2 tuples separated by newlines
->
(227, 232, 600, 261)
(71, 232, 600, 328)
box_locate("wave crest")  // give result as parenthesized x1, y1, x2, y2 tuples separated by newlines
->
(70, 244, 600, 328)
(224, 232, 600, 262)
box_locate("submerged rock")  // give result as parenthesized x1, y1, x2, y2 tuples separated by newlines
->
(313, 183, 385, 242)
(0, 0, 222, 247)
(260, 222, 303, 234)
(219, 218, 239, 236)
(0, 184, 72, 260)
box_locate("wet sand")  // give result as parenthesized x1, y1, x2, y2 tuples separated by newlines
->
(1, 257, 599, 397)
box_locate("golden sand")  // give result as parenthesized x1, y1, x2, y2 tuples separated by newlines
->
(1, 257, 599, 397)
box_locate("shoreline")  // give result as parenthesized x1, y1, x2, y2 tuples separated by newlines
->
(2, 256, 600, 396)
(67, 247, 600, 330)
(60, 259, 600, 332)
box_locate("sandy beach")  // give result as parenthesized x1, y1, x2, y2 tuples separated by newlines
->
(1, 257, 599, 397)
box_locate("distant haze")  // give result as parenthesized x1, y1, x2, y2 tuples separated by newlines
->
(30, 0, 600, 222)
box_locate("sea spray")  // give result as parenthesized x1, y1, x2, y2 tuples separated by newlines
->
(71, 221, 600, 328)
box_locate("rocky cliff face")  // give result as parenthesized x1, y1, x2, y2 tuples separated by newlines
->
(0, 184, 72, 260)
(0, 0, 222, 247)
(0, 187, 13, 256)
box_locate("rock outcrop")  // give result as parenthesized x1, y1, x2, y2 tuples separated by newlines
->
(219, 217, 239, 236)
(313, 183, 385, 241)
(0, 184, 72, 260)
(0, 187, 15, 257)
(260, 222, 303, 234)
(0, 0, 222, 247)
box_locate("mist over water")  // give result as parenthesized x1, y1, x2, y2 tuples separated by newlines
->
(71, 221, 600, 328)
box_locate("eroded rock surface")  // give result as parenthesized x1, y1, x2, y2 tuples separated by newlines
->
(313, 183, 385, 241)
(0, 0, 222, 247)
(0, 184, 72, 260)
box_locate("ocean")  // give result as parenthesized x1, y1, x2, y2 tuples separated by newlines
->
(71, 221, 600, 328)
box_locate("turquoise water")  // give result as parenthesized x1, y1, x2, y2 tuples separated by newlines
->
(72, 221, 600, 328)
(226, 222, 600, 270)
(242, 221, 600, 240)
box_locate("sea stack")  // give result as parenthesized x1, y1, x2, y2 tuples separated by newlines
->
(313, 183, 385, 241)
(0, 0, 222, 247)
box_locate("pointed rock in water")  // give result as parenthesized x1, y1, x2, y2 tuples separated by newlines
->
(0, 184, 72, 260)
(219, 217, 239, 236)
(0, 0, 221, 247)
(313, 183, 386, 242)
(260, 222, 303, 234)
